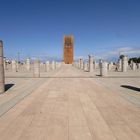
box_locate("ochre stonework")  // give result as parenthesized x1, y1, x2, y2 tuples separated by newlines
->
(63, 36, 74, 64)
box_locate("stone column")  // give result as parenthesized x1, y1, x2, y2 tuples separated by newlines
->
(26, 58, 30, 71)
(130, 60, 133, 69)
(12, 60, 17, 72)
(132, 62, 136, 71)
(83, 61, 85, 70)
(137, 63, 140, 69)
(80, 59, 84, 69)
(74, 62, 76, 67)
(93, 61, 96, 69)
(87, 63, 89, 71)
(76, 62, 79, 68)
(78, 59, 81, 69)
(100, 61, 108, 77)
(73, 62, 75, 67)
(45, 61, 50, 72)
(118, 59, 122, 71)
(55, 62, 58, 69)
(33, 59, 40, 78)
(88, 55, 94, 72)
(82, 60, 84, 70)
(108, 62, 113, 70)
(52, 61, 56, 70)
(110, 62, 113, 67)
(74, 62, 76, 68)
(108, 64, 111, 70)
(16, 61, 19, 71)
(84, 61, 88, 71)
(99, 59, 102, 75)
(122, 56, 128, 72)
(0, 41, 5, 93)
(58, 62, 61, 68)
(56, 62, 59, 68)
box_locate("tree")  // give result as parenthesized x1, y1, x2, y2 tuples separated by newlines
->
(128, 57, 140, 64)
(138, 57, 140, 63)
(119, 55, 125, 59)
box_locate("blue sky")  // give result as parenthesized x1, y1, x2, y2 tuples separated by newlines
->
(0, 0, 140, 61)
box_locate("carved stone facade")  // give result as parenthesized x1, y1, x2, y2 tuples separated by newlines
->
(63, 35, 74, 64)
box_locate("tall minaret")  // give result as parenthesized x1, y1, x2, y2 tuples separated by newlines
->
(63, 35, 74, 64)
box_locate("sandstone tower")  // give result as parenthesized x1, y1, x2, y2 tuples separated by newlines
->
(63, 35, 74, 64)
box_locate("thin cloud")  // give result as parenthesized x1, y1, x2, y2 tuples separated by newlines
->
(95, 47, 140, 60)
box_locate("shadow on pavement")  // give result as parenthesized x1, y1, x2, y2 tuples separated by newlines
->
(5, 84, 14, 91)
(121, 85, 140, 92)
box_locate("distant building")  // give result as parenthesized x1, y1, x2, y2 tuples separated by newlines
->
(63, 35, 74, 64)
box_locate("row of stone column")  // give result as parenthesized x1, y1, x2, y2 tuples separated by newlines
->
(6, 59, 61, 73)
(33, 60, 61, 78)
(26, 59, 57, 72)
(73, 55, 108, 77)
(118, 56, 140, 72)
(0, 40, 62, 93)
(129, 60, 140, 70)
(117, 56, 128, 72)
(76, 55, 96, 72)
(73, 55, 138, 76)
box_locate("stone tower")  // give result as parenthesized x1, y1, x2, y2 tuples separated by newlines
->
(63, 35, 74, 64)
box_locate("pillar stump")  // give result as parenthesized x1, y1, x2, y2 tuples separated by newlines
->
(52, 61, 56, 70)
(12, 60, 18, 72)
(76, 62, 79, 68)
(33, 59, 40, 78)
(122, 56, 128, 72)
(89, 55, 94, 72)
(45, 61, 50, 72)
(78, 59, 81, 69)
(100, 61, 108, 77)
(132, 62, 136, 71)
(118, 59, 122, 71)
(26, 58, 30, 71)
(84, 62, 88, 72)
(137, 63, 140, 69)
(80, 59, 84, 69)
(82, 61, 84, 70)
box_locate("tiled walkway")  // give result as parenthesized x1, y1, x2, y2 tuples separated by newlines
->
(0, 65, 140, 140)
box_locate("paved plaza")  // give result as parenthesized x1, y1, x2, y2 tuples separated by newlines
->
(0, 64, 140, 140)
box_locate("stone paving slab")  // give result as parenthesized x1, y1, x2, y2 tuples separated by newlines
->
(0, 79, 46, 117)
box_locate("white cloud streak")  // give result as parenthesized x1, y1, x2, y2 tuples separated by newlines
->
(95, 47, 140, 60)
